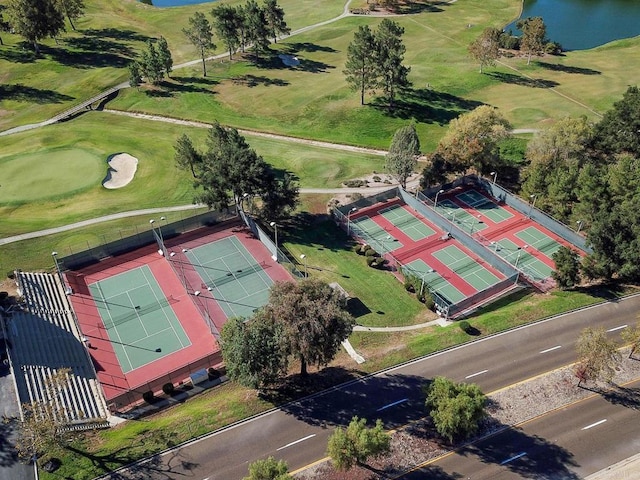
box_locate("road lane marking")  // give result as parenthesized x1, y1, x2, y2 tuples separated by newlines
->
(276, 434, 316, 451)
(465, 369, 488, 379)
(500, 452, 526, 465)
(582, 419, 607, 430)
(376, 398, 408, 412)
(607, 325, 628, 332)
(540, 345, 562, 354)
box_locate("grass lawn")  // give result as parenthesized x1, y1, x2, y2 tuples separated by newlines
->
(0, 112, 382, 239)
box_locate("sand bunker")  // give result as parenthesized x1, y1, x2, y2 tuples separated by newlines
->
(278, 54, 300, 67)
(102, 153, 138, 189)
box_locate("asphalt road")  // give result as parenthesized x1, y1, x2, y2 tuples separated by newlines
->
(103, 294, 640, 480)
(402, 378, 640, 479)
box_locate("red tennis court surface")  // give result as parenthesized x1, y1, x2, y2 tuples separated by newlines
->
(66, 220, 292, 411)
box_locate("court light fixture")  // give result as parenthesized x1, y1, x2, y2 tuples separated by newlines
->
(194, 291, 201, 296)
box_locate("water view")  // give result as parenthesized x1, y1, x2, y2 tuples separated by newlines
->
(506, 0, 640, 51)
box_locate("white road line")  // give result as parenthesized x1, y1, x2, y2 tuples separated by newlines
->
(276, 434, 316, 451)
(607, 325, 628, 332)
(582, 419, 607, 430)
(500, 452, 527, 465)
(465, 369, 488, 379)
(539, 345, 562, 354)
(376, 398, 408, 412)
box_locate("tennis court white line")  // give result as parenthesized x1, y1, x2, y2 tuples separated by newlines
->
(143, 267, 188, 349)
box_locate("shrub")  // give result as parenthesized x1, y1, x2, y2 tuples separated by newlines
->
(207, 367, 221, 379)
(353, 244, 363, 254)
(458, 321, 471, 333)
(0, 292, 8, 302)
(162, 383, 175, 394)
(366, 256, 376, 267)
(344, 179, 368, 188)
(6, 271, 15, 280)
(365, 248, 378, 257)
(142, 391, 155, 403)
(374, 257, 387, 268)
(423, 292, 435, 310)
(373, 175, 382, 182)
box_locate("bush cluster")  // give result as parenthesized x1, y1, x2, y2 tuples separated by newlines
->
(162, 382, 175, 394)
(344, 179, 368, 188)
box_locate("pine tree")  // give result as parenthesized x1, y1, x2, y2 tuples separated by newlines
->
(343, 25, 378, 105)
(183, 11, 216, 77)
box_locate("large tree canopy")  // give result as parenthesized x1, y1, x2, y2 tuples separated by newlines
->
(343, 25, 378, 105)
(175, 122, 298, 220)
(435, 105, 511, 175)
(592, 85, 640, 158)
(6, 0, 65, 53)
(518, 16, 546, 65)
(468, 27, 501, 73)
(263, 0, 289, 43)
(53, 0, 84, 31)
(385, 124, 420, 188)
(375, 18, 410, 108)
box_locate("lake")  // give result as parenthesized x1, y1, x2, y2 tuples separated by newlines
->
(506, 0, 640, 50)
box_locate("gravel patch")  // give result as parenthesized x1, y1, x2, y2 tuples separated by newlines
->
(296, 349, 640, 479)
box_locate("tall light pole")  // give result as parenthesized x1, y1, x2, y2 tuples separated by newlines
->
(420, 269, 435, 296)
(300, 254, 307, 278)
(434, 189, 445, 210)
(515, 244, 528, 268)
(490, 171, 497, 185)
(381, 235, 391, 254)
(528, 194, 537, 218)
(576, 220, 583, 233)
(270, 221, 279, 262)
(347, 207, 357, 236)
(470, 219, 484, 236)
(150, 219, 164, 256)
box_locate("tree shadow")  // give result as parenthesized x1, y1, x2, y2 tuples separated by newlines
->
(82, 28, 153, 44)
(232, 74, 289, 87)
(392, 0, 449, 14)
(534, 61, 601, 75)
(0, 84, 74, 104)
(458, 424, 580, 479)
(277, 372, 428, 430)
(486, 72, 560, 89)
(0, 418, 21, 468)
(371, 88, 484, 125)
(598, 385, 640, 410)
(284, 42, 337, 54)
(38, 44, 132, 69)
(395, 465, 463, 479)
(0, 45, 37, 63)
(347, 297, 372, 318)
(64, 36, 136, 59)
(258, 50, 334, 74)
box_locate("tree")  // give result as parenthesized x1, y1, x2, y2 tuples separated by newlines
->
(424, 377, 487, 443)
(621, 322, 640, 359)
(518, 16, 546, 65)
(179, 123, 298, 219)
(128, 61, 142, 89)
(420, 152, 450, 189)
(174, 133, 202, 178)
(183, 11, 215, 77)
(343, 25, 378, 105)
(139, 40, 165, 85)
(157, 36, 173, 77)
(53, 0, 84, 31)
(326, 417, 390, 471)
(385, 124, 420, 188)
(468, 27, 501, 73)
(267, 279, 354, 376)
(592, 85, 640, 158)
(5, 0, 65, 54)
(551, 246, 581, 289)
(14, 369, 79, 462)
(244, 0, 270, 62)
(244, 456, 292, 480)
(0, 5, 8, 45)
(263, 0, 289, 43)
(220, 313, 289, 390)
(374, 19, 410, 109)
(574, 327, 621, 387)
(435, 105, 511, 175)
(211, 4, 240, 60)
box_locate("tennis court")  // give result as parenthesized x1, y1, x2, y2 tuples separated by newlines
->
(515, 227, 563, 259)
(379, 204, 435, 242)
(431, 245, 502, 291)
(351, 215, 404, 253)
(436, 199, 489, 235)
(89, 265, 191, 373)
(456, 189, 513, 223)
(185, 235, 274, 319)
(404, 258, 466, 304)
(493, 237, 553, 280)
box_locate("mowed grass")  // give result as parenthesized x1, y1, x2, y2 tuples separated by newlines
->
(0, 0, 346, 130)
(0, 112, 383, 238)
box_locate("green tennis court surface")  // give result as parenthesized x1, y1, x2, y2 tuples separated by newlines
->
(379, 205, 436, 242)
(405, 259, 466, 304)
(436, 200, 488, 235)
(351, 216, 404, 253)
(515, 227, 563, 258)
(493, 237, 553, 280)
(432, 245, 501, 291)
(185, 236, 274, 319)
(455, 190, 513, 223)
(89, 265, 190, 373)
